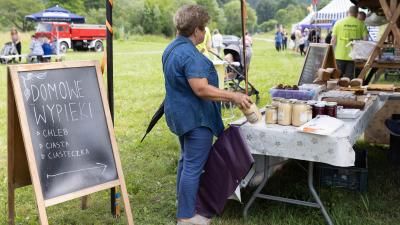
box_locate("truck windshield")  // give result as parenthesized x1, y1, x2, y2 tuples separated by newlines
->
(36, 23, 52, 32)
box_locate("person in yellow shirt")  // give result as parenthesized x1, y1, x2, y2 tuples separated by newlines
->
(331, 6, 368, 79)
(196, 26, 212, 57)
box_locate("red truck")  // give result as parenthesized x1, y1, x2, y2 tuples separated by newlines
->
(35, 22, 106, 53)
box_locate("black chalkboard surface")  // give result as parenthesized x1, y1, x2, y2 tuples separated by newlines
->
(17, 66, 118, 200)
(298, 44, 329, 85)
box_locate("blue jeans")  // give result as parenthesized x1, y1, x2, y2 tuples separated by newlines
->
(177, 127, 213, 218)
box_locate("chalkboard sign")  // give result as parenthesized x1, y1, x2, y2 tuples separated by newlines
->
(17, 66, 118, 199)
(8, 61, 133, 224)
(298, 44, 330, 85)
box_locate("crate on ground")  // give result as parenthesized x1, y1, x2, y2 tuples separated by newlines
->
(316, 149, 368, 192)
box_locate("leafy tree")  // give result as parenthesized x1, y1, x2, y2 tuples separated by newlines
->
(317, 0, 330, 10)
(196, 0, 226, 32)
(45, 0, 86, 16)
(84, 0, 105, 9)
(259, 19, 278, 32)
(0, 0, 44, 31)
(223, 1, 257, 36)
(255, 0, 278, 24)
(274, 4, 306, 26)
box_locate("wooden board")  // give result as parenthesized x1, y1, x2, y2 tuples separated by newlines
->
(298, 44, 337, 85)
(8, 61, 134, 225)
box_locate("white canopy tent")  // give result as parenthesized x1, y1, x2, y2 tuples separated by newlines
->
(315, 0, 354, 26)
(292, 12, 315, 32)
(293, 0, 379, 41)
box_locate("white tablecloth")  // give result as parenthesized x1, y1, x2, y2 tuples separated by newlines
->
(232, 94, 390, 167)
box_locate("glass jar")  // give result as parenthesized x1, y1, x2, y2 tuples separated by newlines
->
(326, 102, 338, 118)
(292, 101, 308, 127)
(241, 103, 262, 124)
(265, 105, 278, 124)
(306, 105, 313, 122)
(272, 97, 283, 107)
(313, 102, 326, 118)
(278, 100, 292, 126)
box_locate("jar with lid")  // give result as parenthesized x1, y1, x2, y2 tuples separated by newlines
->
(272, 97, 283, 107)
(265, 105, 278, 124)
(306, 105, 313, 122)
(313, 102, 326, 118)
(292, 101, 308, 127)
(241, 103, 262, 124)
(326, 102, 338, 118)
(278, 100, 292, 126)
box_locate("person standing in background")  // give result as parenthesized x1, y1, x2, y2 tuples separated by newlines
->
(10, 28, 21, 62)
(303, 28, 310, 52)
(211, 29, 223, 56)
(282, 29, 288, 50)
(358, 11, 367, 22)
(295, 28, 302, 52)
(274, 28, 283, 52)
(245, 31, 253, 47)
(299, 34, 307, 56)
(28, 35, 44, 63)
(331, 6, 368, 78)
(290, 32, 296, 51)
(196, 26, 212, 57)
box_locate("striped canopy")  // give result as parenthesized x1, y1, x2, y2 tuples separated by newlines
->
(315, 0, 354, 24)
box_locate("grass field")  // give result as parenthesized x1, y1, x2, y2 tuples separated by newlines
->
(0, 33, 399, 225)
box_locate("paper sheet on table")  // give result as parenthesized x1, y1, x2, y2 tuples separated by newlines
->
(298, 115, 344, 136)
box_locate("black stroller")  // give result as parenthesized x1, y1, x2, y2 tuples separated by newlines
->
(221, 44, 260, 103)
(0, 42, 18, 64)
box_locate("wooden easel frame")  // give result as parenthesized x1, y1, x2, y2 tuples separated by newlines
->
(358, 0, 400, 79)
(298, 43, 337, 85)
(7, 61, 134, 225)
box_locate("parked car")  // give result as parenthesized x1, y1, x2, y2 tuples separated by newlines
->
(222, 35, 240, 47)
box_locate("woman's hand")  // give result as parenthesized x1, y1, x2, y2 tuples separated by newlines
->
(232, 93, 252, 109)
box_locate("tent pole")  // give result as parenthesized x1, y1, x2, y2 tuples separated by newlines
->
(106, 0, 116, 217)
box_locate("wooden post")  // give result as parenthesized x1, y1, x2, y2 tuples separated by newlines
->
(358, 0, 400, 80)
(106, 0, 116, 216)
(8, 72, 15, 225)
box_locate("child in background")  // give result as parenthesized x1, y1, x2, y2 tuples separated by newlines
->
(42, 37, 52, 62)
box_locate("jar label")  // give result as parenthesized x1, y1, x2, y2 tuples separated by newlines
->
(246, 112, 259, 123)
(278, 110, 284, 121)
(300, 113, 308, 123)
(272, 113, 277, 121)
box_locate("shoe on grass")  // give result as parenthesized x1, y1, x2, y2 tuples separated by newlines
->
(177, 214, 211, 225)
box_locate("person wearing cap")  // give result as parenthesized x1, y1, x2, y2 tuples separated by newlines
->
(331, 6, 368, 79)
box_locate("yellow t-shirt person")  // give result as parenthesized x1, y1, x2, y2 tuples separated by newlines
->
(332, 16, 368, 60)
(196, 27, 212, 57)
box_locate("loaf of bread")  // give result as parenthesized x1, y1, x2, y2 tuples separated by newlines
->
(321, 97, 365, 109)
(338, 77, 350, 87)
(350, 78, 363, 87)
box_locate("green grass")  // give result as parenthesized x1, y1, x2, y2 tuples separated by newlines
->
(0, 33, 399, 224)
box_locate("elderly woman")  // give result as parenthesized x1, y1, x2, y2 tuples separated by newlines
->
(163, 5, 252, 225)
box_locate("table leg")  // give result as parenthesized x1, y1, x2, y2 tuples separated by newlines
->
(308, 162, 333, 225)
(243, 155, 269, 218)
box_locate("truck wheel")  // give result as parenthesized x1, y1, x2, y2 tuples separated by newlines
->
(94, 41, 104, 52)
(60, 42, 68, 54)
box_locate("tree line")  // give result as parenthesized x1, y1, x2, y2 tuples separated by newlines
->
(0, 0, 329, 37)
